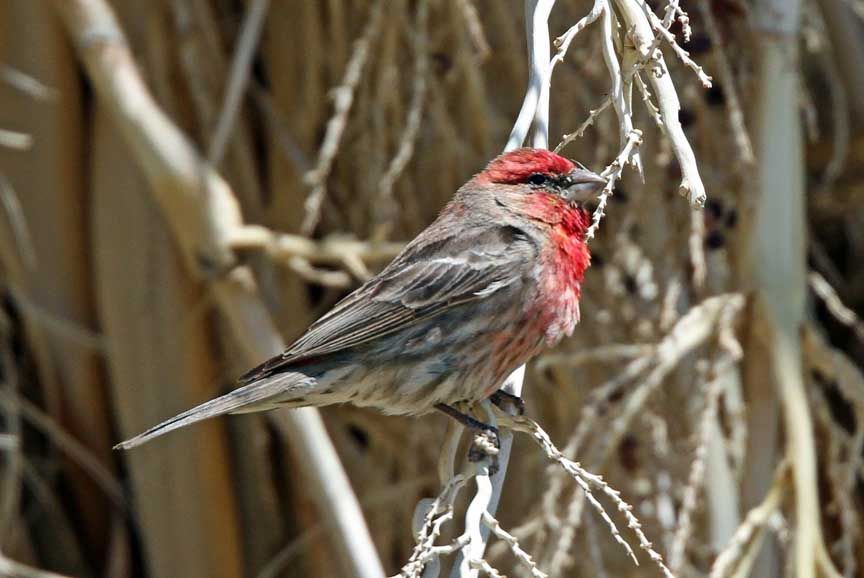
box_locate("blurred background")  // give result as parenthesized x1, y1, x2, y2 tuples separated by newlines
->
(0, 0, 863, 577)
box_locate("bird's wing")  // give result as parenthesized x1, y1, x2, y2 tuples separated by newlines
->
(238, 224, 536, 383)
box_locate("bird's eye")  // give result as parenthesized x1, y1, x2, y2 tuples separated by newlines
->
(526, 173, 549, 186)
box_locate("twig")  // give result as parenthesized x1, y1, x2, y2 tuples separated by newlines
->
(554, 96, 612, 153)
(207, 0, 270, 167)
(481, 512, 547, 578)
(642, 2, 712, 87)
(376, 0, 430, 237)
(229, 225, 403, 276)
(456, 0, 491, 60)
(457, 458, 497, 578)
(503, 414, 676, 578)
(689, 207, 707, 289)
(0, 64, 58, 101)
(302, 0, 386, 234)
(0, 129, 33, 151)
(669, 357, 739, 573)
(695, 0, 754, 165)
(603, 0, 643, 175)
(710, 462, 788, 578)
(633, 72, 664, 127)
(585, 129, 643, 240)
(0, 390, 126, 509)
(613, 0, 708, 207)
(809, 271, 864, 344)
(0, 313, 22, 544)
(536, 343, 652, 369)
(5, 287, 104, 350)
(0, 174, 37, 271)
(551, 0, 605, 72)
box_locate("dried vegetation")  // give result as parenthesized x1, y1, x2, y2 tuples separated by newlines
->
(0, 1, 862, 577)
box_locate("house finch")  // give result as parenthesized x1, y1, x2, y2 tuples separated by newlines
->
(116, 149, 604, 450)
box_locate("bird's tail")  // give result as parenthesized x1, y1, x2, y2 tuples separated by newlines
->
(114, 373, 313, 450)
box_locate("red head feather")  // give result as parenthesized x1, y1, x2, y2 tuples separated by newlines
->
(475, 148, 576, 184)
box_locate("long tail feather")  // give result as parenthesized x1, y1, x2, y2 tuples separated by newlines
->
(114, 373, 312, 450)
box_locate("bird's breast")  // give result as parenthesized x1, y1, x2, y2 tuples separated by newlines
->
(531, 227, 590, 346)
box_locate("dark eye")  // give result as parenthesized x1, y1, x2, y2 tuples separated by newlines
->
(526, 173, 549, 186)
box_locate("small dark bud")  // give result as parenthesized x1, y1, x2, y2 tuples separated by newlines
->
(678, 108, 696, 128)
(348, 424, 370, 449)
(432, 53, 452, 74)
(687, 34, 712, 54)
(725, 208, 739, 229)
(619, 435, 640, 471)
(705, 84, 726, 107)
(611, 188, 630, 203)
(705, 230, 726, 250)
(705, 198, 725, 219)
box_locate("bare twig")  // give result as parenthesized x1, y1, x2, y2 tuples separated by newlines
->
(503, 414, 676, 578)
(0, 390, 125, 508)
(809, 271, 864, 343)
(230, 225, 403, 273)
(696, 0, 755, 165)
(0, 64, 58, 101)
(0, 174, 37, 271)
(551, 0, 605, 72)
(613, 0, 708, 207)
(376, 0, 430, 237)
(482, 512, 547, 578)
(207, 0, 270, 167)
(586, 129, 643, 240)
(711, 463, 788, 578)
(457, 0, 491, 59)
(0, 129, 33, 151)
(554, 96, 612, 153)
(302, 0, 386, 234)
(669, 357, 740, 573)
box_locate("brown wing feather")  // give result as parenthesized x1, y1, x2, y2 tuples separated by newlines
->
(238, 224, 537, 384)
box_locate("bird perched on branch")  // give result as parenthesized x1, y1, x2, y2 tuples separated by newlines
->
(116, 149, 604, 450)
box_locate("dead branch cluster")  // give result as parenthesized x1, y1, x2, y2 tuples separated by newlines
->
(0, 0, 862, 578)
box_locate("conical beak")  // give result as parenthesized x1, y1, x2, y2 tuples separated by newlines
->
(561, 167, 606, 203)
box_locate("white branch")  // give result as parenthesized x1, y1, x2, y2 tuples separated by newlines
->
(613, 0, 708, 208)
(506, 0, 556, 150)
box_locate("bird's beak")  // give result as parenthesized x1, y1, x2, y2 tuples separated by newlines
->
(561, 167, 607, 203)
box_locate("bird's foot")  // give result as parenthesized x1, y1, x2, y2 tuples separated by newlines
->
(435, 403, 501, 474)
(489, 389, 526, 416)
(468, 429, 500, 474)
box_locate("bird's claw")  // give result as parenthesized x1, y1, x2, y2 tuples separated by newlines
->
(489, 390, 526, 416)
(468, 428, 500, 475)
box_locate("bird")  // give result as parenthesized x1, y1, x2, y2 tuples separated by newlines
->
(115, 148, 605, 450)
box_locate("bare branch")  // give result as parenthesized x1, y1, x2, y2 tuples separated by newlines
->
(302, 0, 386, 234)
(207, 0, 270, 167)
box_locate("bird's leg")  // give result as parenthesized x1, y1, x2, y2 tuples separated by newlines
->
(435, 403, 498, 435)
(434, 403, 500, 472)
(489, 389, 526, 415)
